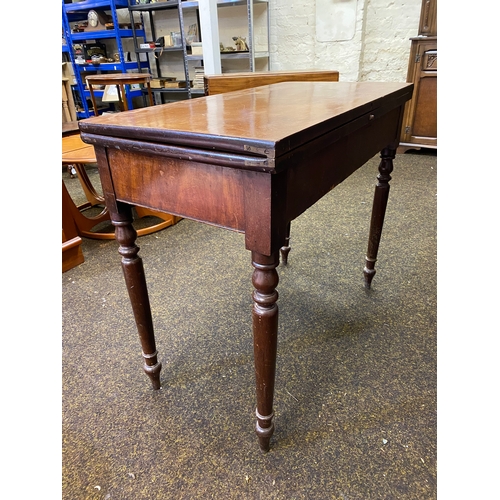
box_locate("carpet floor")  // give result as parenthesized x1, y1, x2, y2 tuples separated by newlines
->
(62, 148, 437, 499)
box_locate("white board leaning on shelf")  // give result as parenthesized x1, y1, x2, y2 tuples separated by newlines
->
(102, 85, 120, 102)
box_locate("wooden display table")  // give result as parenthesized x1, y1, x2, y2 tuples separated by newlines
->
(80, 81, 413, 451)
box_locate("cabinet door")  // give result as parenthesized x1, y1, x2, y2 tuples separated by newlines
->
(401, 40, 437, 148)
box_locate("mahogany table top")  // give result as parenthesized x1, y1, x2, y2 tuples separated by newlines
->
(80, 82, 413, 162)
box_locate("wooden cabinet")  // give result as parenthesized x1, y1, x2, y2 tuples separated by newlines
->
(399, 0, 437, 151)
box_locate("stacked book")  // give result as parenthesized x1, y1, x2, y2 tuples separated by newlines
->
(192, 66, 205, 90)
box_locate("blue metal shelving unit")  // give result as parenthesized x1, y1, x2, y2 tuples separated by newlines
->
(62, 0, 150, 118)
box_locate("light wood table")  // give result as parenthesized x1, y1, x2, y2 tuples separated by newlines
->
(80, 81, 413, 452)
(85, 73, 154, 116)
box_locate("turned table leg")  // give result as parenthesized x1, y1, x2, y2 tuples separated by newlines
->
(113, 203, 162, 390)
(364, 147, 395, 289)
(251, 251, 280, 452)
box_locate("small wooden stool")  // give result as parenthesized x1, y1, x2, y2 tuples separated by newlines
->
(85, 73, 154, 116)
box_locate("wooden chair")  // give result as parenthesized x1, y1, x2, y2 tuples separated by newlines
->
(204, 70, 340, 264)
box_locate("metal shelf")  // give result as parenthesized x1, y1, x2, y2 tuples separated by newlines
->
(127, 0, 270, 103)
(62, 0, 152, 118)
(64, 0, 130, 12)
(128, 0, 268, 11)
(70, 28, 146, 41)
(75, 61, 149, 72)
(127, 0, 193, 101)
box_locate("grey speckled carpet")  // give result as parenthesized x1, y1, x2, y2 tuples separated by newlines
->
(62, 148, 436, 500)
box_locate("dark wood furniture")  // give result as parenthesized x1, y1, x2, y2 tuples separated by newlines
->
(204, 69, 340, 96)
(79, 81, 413, 452)
(85, 73, 154, 117)
(399, 0, 437, 151)
(62, 190, 85, 273)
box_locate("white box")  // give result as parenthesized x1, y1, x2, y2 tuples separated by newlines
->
(191, 42, 203, 56)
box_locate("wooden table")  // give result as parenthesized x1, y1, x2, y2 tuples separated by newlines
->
(79, 81, 413, 452)
(85, 73, 154, 116)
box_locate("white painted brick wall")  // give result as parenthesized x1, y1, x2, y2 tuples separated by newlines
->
(359, 0, 422, 81)
(270, 0, 422, 82)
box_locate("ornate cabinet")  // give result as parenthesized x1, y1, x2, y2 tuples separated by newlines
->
(399, 0, 437, 151)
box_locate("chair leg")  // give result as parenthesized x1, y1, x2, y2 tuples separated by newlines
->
(280, 222, 291, 265)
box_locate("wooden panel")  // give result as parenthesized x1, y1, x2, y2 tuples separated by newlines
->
(204, 70, 339, 95)
(62, 235, 85, 273)
(62, 182, 84, 272)
(411, 75, 437, 139)
(400, 39, 437, 149)
(108, 149, 248, 232)
(418, 0, 437, 36)
(399, 0, 437, 149)
(284, 107, 403, 222)
(423, 50, 437, 71)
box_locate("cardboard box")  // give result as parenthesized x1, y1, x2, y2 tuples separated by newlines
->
(191, 42, 203, 56)
(164, 81, 187, 88)
(150, 77, 178, 88)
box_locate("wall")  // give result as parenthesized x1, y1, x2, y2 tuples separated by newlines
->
(128, 0, 423, 83)
(269, 0, 422, 82)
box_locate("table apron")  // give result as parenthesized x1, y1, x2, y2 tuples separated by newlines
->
(283, 106, 403, 222)
(96, 146, 289, 255)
